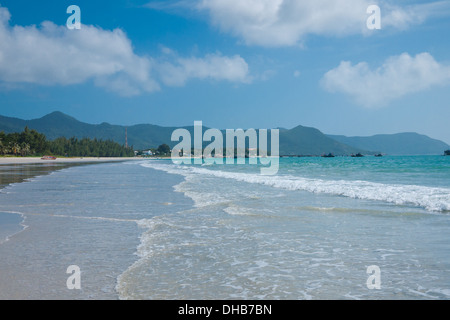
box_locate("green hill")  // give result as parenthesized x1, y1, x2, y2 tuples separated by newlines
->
(0, 112, 195, 150)
(0, 114, 28, 133)
(279, 125, 366, 156)
(2, 111, 448, 156)
(0, 112, 364, 155)
(328, 133, 450, 155)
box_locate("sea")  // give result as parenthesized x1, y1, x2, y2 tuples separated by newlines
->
(0, 155, 449, 300)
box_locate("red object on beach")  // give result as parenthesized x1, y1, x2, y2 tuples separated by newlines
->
(41, 156, 57, 160)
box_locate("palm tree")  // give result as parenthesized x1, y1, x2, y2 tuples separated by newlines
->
(0, 140, 5, 155)
(20, 143, 31, 156)
(11, 142, 20, 156)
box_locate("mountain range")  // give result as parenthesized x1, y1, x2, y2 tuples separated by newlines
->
(0, 111, 448, 156)
(328, 133, 450, 156)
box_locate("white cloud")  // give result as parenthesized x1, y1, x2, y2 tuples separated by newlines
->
(383, 1, 450, 30)
(0, 7, 159, 96)
(197, 0, 367, 46)
(193, 0, 450, 47)
(0, 6, 250, 96)
(157, 53, 250, 86)
(321, 52, 450, 107)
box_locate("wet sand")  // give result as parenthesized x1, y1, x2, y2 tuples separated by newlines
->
(0, 157, 138, 165)
(0, 158, 140, 244)
(0, 157, 139, 189)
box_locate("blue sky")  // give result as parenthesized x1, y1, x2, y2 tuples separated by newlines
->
(0, 0, 450, 144)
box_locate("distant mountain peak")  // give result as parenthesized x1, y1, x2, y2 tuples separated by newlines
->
(39, 111, 79, 122)
(1, 111, 449, 155)
(328, 132, 450, 155)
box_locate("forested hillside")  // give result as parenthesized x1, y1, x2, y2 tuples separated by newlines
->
(0, 127, 134, 157)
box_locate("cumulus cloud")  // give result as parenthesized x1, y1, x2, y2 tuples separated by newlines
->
(197, 0, 367, 46)
(0, 6, 250, 96)
(321, 52, 450, 107)
(382, 1, 450, 30)
(192, 0, 450, 47)
(0, 7, 159, 96)
(157, 53, 250, 86)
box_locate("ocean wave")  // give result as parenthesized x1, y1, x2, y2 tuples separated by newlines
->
(223, 206, 263, 216)
(140, 162, 450, 212)
(0, 211, 29, 244)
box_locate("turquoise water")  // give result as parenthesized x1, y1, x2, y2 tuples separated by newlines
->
(0, 156, 449, 299)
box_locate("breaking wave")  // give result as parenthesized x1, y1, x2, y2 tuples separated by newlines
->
(140, 161, 450, 212)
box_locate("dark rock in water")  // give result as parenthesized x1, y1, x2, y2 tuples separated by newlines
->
(375, 153, 383, 157)
(445, 150, 450, 156)
(351, 153, 364, 157)
(322, 153, 335, 158)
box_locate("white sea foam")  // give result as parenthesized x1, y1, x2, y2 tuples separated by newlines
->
(0, 211, 29, 244)
(223, 206, 258, 216)
(113, 161, 450, 299)
(140, 161, 450, 212)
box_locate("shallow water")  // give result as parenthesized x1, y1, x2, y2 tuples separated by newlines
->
(1, 157, 449, 299)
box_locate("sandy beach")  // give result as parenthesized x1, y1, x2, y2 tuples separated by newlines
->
(0, 157, 139, 165)
(0, 157, 141, 190)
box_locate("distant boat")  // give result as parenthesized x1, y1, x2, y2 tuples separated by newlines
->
(41, 156, 57, 160)
(445, 150, 450, 156)
(351, 153, 364, 158)
(374, 153, 383, 157)
(322, 153, 335, 158)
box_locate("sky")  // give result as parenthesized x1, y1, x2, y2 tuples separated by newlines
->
(0, 0, 449, 144)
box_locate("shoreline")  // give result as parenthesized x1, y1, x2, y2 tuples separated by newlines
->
(0, 157, 140, 190)
(0, 159, 189, 299)
(0, 156, 140, 165)
(0, 158, 142, 242)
